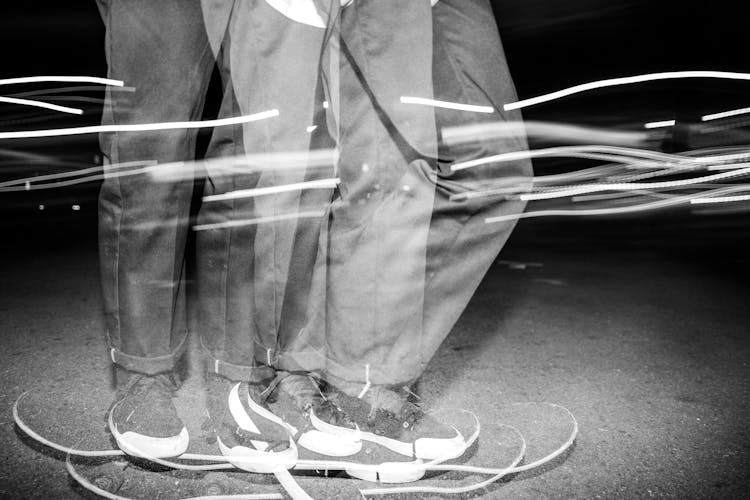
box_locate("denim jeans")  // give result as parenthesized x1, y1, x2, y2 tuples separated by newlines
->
(97, 0, 531, 386)
(300, 0, 532, 386)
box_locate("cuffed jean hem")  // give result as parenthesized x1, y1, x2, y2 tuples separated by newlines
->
(108, 330, 189, 375)
(324, 361, 420, 391)
(273, 349, 327, 374)
(205, 357, 276, 383)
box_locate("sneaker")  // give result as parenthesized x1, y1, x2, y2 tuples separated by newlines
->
(204, 374, 297, 473)
(342, 442, 427, 483)
(270, 372, 362, 457)
(315, 385, 467, 461)
(108, 370, 189, 459)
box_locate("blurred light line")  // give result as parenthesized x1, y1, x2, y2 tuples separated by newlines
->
(0, 96, 83, 115)
(0, 160, 156, 188)
(400, 96, 494, 113)
(193, 211, 325, 231)
(644, 119, 675, 129)
(486, 186, 747, 224)
(9, 85, 136, 98)
(441, 121, 648, 147)
(451, 145, 685, 172)
(702, 106, 750, 122)
(0, 161, 167, 192)
(691, 194, 750, 204)
(0, 76, 124, 87)
(519, 167, 750, 201)
(504, 71, 750, 111)
(204, 178, 340, 202)
(0, 110, 279, 140)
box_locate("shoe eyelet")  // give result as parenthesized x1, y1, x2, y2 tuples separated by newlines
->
(402, 421, 410, 429)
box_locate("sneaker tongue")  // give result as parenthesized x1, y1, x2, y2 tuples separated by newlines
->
(365, 387, 405, 415)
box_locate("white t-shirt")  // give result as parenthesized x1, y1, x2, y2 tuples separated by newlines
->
(265, 0, 440, 28)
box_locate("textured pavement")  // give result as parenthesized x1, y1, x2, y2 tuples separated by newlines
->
(1, 214, 749, 499)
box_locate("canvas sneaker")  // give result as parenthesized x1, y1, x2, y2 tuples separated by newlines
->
(108, 370, 189, 459)
(314, 385, 467, 462)
(269, 371, 362, 457)
(204, 374, 297, 473)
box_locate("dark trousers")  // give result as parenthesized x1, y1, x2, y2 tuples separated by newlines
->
(97, 0, 531, 385)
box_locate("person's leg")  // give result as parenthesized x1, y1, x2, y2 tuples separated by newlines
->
(421, 0, 532, 369)
(226, 1, 334, 375)
(323, 0, 530, 389)
(314, 0, 531, 463)
(322, 0, 438, 389)
(97, 0, 217, 458)
(195, 0, 340, 460)
(98, 0, 215, 375)
(301, 0, 468, 466)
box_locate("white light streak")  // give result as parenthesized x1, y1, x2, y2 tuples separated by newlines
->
(442, 121, 648, 147)
(0, 160, 156, 190)
(451, 145, 684, 172)
(504, 71, 750, 111)
(203, 178, 340, 202)
(306, 125, 318, 133)
(0, 110, 279, 140)
(644, 119, 675, 129)
(486, 187, 746, 224)
(691, 194, 750, 204)
(701, 106, 750, 122)
(400, 96, 494, 114)
(0, 96, 83, 115)
(0, 76, 124, 87)
(519, 167, 750, 201)
(193, 211, 325, 231)
(9, 85, 135, 98)
(0, 162, 167, 192)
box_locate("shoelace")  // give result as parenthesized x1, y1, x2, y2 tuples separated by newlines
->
(263, 371, 325, 412)
(118, 372, 176, 401)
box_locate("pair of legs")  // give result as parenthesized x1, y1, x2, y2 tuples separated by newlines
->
(97, 0, 333, 465)
(97, 0, 531, 471)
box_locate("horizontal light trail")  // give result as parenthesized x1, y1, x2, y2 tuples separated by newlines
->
(0, 161, 167, 192)
(504, 71, 750, 111)
(519, 166, 750, 201)
(193, 211, 325, 231)
(0, 76, 124, 87)
(644, 119, 675, 129)
(33, 95, 108, 105)
(9, 85, 135, 98)
(400, 96, 494, 113)
(0, 110, 279, 140)
(204, 178, 339, 202)
(571, 183, 738, 203)
(0, 160, 156, 189)
(691, 193, 750, 204)
(451, 145, 686, 172)
(702, 106, 750, 122)
(485, 186, 747, 224)
(441, 121, 648, 147)
(0, 96, 83, 115)
(571, 190, 670, 203)
(156, 149, 339, 182)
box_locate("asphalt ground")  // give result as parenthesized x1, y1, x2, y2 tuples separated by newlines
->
(0, 210, 749, 499)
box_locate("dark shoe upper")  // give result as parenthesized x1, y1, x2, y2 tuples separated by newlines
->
(318, 385, 467, 460)
(270, 372, 362, 457)
(109, 370, 189, 458)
